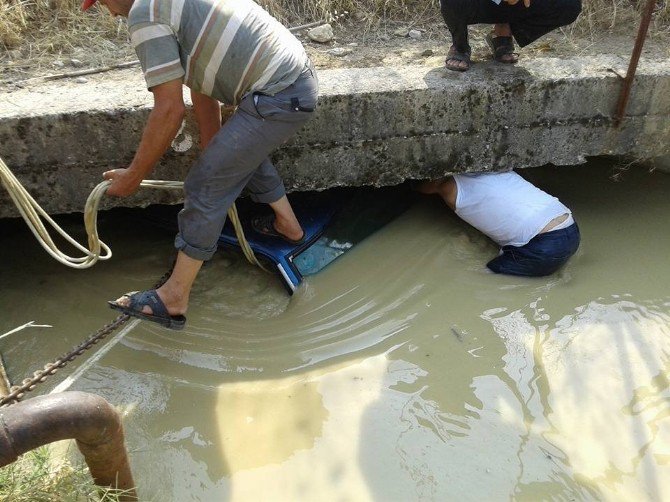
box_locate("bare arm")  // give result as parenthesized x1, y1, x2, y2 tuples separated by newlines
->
(190, 89, 222, 149)
(104, 78, 186, 197)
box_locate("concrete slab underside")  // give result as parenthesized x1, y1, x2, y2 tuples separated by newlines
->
(1, 55, 669, 218)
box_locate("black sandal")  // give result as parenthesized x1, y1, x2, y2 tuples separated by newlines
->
(485, 33, 519, 64)
(108, 290, 186, 330)
(251, 214, 305, 245)
(445, 46, 471, 72)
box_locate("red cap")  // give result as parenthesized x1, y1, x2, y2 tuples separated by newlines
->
(81, 0, 97, 10)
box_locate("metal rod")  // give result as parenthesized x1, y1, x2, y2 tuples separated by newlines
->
(613, 0, 657, 128)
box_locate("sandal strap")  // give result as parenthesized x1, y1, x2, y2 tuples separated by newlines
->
(252, 214, 277, 235)
(128, 290, 169, 318)
(447, 52, 470, 63)
(487, 34, 516, 58)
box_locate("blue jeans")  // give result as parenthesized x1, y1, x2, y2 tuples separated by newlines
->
(487, 223, 580, 277)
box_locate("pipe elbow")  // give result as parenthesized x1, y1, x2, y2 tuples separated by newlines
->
(0, 392, 136, 499)
(0, 391, 121, 452)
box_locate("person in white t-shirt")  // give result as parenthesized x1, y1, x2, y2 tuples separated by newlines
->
(417, 171, 580, 276)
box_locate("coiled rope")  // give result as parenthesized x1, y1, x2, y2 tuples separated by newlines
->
(0, 156, 266, 271)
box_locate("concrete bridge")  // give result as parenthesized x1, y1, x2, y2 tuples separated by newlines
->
(1, 55, 669, 219)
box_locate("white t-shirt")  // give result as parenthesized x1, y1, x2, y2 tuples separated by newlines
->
(453, 172, 571, 247)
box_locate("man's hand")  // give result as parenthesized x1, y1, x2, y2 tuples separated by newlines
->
(504, 0, 531, 6)
(109, 78, 185, 198)
(103, 168, 143, 197)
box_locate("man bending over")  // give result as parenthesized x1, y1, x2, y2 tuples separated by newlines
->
(85, 0, 318, 329)
(417, 171, 580, 276)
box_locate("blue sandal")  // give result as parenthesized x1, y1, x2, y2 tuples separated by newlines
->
(108, 290, 186, 330)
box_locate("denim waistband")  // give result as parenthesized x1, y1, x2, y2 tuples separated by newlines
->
(528, 222, 580, 246)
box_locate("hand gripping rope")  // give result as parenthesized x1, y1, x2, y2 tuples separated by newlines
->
(0, 156, 265, 270)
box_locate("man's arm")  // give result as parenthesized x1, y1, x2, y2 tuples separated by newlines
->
(190, 89, 222, 149)
(104, 78, 185, 197)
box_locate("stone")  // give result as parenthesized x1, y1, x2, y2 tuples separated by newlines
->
(420, 49, 434, 57)
(71, 48, 87, 60)
(75, 77, 89, 84)
(70, 59, 85, 68)
(100, 39, 118, 51)
(408, 30, 422, 40)
(307, 24, 334, 43)
(327, 47, 353, 57)
(53, 60, 65, 69)
(393, 27, 409, 37)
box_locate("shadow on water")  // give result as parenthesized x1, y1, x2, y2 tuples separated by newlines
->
(2, 159, 670, 500)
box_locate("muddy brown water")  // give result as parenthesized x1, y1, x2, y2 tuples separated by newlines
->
(1, 160, 670, 501)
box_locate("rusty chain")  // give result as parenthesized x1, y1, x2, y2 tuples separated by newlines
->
(0, 267, 173, 407)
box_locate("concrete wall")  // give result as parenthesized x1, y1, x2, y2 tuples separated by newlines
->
(1, 55, 669, 218)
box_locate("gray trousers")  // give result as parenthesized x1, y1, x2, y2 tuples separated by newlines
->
(175, 64, 318, 261)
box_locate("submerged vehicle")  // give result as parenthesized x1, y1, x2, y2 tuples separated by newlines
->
(145, 185, 415, 293)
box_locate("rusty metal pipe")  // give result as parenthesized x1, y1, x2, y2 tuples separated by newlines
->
(0, 391, 137, 500)
(613, 0, 657, 128)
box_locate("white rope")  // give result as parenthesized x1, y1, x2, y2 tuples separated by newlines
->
(0, 156, 265, 270)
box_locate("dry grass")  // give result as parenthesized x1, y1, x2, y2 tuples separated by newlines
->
(259, 0, 440, 25)
(0, 0, 134, 77)
(0, 446, 126, 502)
(0, 0, 668, 79)
(568, 0, 669, 37)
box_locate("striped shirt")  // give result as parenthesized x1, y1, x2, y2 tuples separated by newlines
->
(128, 0, 307, 105)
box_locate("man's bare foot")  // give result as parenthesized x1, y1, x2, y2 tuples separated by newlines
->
(445, 46, 471, 72)
(273, 215, 304, 242)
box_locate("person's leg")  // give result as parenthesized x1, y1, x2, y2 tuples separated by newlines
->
(268, 195, 304, 242)
(487, 223, 580, 277)
(439, 0, 471, 53)
(245, 158, 303, 242)
(489, 22, 518, 63)
(439, 0, 475, 71)
(506, 0, 582, 47)
(154, 251, 202, 315)
(113, 69, 318, 317)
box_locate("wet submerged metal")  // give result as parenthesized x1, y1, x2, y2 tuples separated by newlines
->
(2, 161, 670, 500)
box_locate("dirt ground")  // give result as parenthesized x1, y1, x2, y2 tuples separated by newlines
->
(1, 17, 669, 92)
(304, 21, 670, 70)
